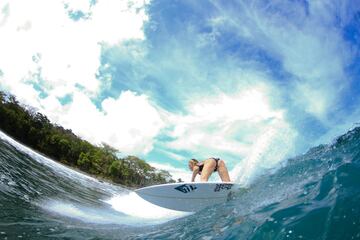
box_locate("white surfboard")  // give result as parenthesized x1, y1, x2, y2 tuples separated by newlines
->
(135, 182, 242, 212)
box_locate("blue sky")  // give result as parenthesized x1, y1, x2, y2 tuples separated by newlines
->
(0, 0, 360, 182)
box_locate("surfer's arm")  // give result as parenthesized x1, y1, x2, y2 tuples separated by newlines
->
(191, 166, 199, 182)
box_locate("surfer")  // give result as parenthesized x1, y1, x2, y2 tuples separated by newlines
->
(188, 158, 231, 182)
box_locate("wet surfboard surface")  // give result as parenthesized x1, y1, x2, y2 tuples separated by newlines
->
(135, 182, 242, 212)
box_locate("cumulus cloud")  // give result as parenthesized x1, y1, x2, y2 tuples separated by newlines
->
(0, 0, 148, 99)
(50, 91, 165, 156)
(0, 0, 158, 155)
(101, 91, 165, 154)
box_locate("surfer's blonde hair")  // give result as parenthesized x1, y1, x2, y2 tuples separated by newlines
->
(188, 159, 198, 170)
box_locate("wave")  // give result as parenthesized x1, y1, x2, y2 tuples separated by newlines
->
(1, 127, 360, 239)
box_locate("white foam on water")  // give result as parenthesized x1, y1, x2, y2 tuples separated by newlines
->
(1, 130, 189, 225)
(105, 192, 190, 220)
(40, 193, 189, 226)
(41, 200, 142, 225)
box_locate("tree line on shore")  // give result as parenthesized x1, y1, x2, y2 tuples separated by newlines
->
(0, 91, 174, 187)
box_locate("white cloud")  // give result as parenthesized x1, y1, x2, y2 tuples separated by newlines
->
(0, 0, 158, 155)
(51, 91, 164, 156)
(39, 95, 65, 123)
(57, 92, 104, 142)
(166, 85, 285, 159)
(149, 162, 191, 182)
(0, 0, 354, 185)
(63, 0, 92, 13)
(0, 0, 149, 100)
(210, 1, 351, 121)
(100, 91, 165, 154)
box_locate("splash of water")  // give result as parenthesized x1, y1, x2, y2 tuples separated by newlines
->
(231, 119, 297, 186)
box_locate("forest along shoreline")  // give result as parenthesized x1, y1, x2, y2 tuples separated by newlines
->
(0, 91, 175, 188)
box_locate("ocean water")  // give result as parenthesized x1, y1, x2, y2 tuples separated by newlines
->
(0, 128, 360, 240)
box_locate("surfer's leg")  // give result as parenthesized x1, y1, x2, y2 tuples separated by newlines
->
(218, 160, 231, 182)
(200, 159, 216, 182)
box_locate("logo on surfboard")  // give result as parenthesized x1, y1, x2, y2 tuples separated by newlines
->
(214, 183, 233, 192)
(174, 184, 197, 193)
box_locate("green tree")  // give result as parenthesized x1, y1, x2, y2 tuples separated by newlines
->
(77, 152, 92, 171)
(0, 91, 174, 187)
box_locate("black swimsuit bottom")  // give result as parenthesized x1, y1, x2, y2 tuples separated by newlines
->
(198, 157, 220, 174)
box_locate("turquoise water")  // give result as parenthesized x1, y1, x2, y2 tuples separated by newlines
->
(0, 128, 360, 239)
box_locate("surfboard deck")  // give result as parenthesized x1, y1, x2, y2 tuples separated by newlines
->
(135, 182, 242, 212)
